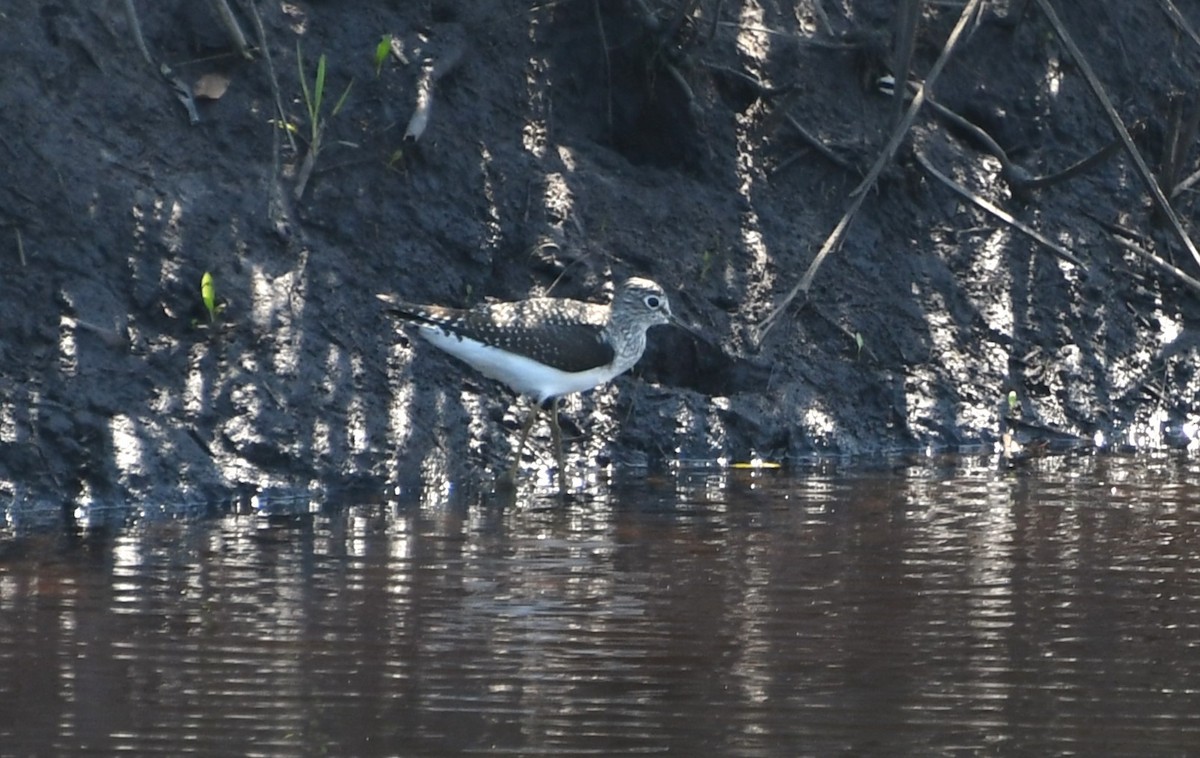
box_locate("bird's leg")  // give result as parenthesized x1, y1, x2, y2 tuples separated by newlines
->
(506, 400, 541, 483)
(548, 397, 566, 493)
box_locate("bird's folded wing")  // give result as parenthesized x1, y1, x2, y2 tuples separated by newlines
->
(472, 321, 615, 373)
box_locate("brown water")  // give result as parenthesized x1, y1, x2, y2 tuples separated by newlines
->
(2, 453, 1200, 756)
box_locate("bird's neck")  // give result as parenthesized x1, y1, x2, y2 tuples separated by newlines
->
(606, 322, 649, 374)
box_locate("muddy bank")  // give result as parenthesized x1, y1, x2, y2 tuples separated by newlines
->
(2, 0, 1199, 510)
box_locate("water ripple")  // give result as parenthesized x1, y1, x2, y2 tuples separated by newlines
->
(2, 454, 1200, 754)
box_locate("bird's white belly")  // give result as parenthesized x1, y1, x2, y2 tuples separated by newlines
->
(420, 328, 622, 403)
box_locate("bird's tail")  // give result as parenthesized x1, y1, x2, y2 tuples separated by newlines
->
(376, 293, 456, 326)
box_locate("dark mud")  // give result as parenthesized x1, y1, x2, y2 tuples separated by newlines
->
(3, 0, 1200, 508)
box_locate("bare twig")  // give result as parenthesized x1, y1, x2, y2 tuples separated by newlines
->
(1111, 236, 1200, 297)
(706, 0, 724, 45)
(1172, 165, 1200, 198)
(594, 0, 613, 135)
(891, 0, 920, 125)
(703, 62, 796, 100)
(915, 148, 1084, 267)
(923, 94, 1124, 193)
(210, 0, 252, 59)
(15, 228, 25, 267)
(701, 67, 853, 172)
(1157, 0, 1200, 52)
(1160, 94, 1200, 195)
(1034, 0, 1200, 271)
(247, 0, 297, 241)
(122, 0, 154, 67)
(247, 0, 295, 153)
(66, 317, 128, 350)
(810, 1, 834, 37)
(655, 0, 699, 61)
(756, 0, 985, 344)
(293, 146, 318, 200)
(630, 0, 661, 32)
(398, 30, 465, 143)
(1026, 138, 1126, 189)
(714, 21, 868, 49)
(780, 113, 858, 172)
(923, 96, 1011, 166)
(663, 60, 700, 120)
(162, 64, 200, 125)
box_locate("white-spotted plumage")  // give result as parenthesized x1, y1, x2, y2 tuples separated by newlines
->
(378, 278, 672, 403)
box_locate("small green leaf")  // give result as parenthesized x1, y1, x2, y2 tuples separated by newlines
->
(296, 42, 312, 120)
(1007, 390, 1018, 412)
(314, 54, 327, 117)
(201, 271, 217, 322)
(331, 78, 354, 118)
(374, 34, 391, 76)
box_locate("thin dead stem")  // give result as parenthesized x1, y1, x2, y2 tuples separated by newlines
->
(756, 0, 985, 345)
(1034, 0, 1200, 271)
(915, 148, 1083, 267)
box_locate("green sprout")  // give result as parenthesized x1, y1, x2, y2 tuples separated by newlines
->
(201, 271, 218, 323)
(373, 34, 391, 77)
(298, 44, 353, 146)
(699, 247, 715, 281)
(854, 331, 864, 360)
(294, 42, 354, 199)
(386, 147, 406, 171)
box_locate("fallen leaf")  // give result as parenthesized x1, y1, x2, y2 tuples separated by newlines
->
(194, 73, 231, 100)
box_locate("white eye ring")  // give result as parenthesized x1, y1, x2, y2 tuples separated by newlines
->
(645, 295, 661, 309)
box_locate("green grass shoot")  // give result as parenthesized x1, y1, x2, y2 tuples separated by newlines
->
(374, 34, 391, 77)
(297, 43, 354, 146)
(201, 271, 217, 323)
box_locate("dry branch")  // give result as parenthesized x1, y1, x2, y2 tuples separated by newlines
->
(1111, 236, 1200, 297)
(1171, 166, 1200, 198)
(1034, 0, 1200, 272)
(247, 0, 297, 241)
(779, 113, 858, 173)
(921, 94, 1125, 195)
(1157, 0, 1200, 52)
(122, 0, 154, 67)
(211, 0, 252, 59)
(594, 0, 613, 135)
(756, 0, 985, 345)
(891, 0, 920, 125)
(397, 28, 465, 143)
(915, 149, 1084, 267)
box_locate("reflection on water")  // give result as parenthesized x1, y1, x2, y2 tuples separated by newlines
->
(2, 454, 1200, 755)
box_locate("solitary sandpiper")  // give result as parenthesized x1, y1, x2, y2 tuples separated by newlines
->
(378, 277, 675, 481)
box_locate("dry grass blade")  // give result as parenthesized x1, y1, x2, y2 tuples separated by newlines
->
(1157, 0, 1200, 51)
(122, 0, 154, 67)
(891, 0, 920, 124)
(209, 0, 252, 59)
(756, 0, 985, 345)
(914, 149, 1084, 267)
(1034, 0, 1200, 272)
(1111, 236, 1200, 297)
(923, 94, 1124, 194)
(397, 28, 464, 144)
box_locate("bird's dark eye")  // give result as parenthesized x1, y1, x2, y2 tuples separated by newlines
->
(645, 295, 661, 309)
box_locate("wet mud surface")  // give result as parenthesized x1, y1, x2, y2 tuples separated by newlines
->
(3, 1, 1200, 507)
